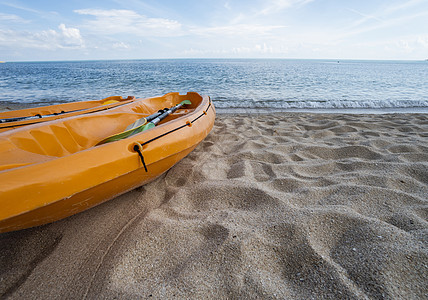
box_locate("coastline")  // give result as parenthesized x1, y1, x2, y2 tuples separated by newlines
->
(1, 112, 427, 299)
(2, 101, 428, 115)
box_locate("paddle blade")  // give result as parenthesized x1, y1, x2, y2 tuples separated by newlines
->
(97, 119, 155, 145)
(139, 122, 156, 132)
(108, 122, 155, 142)
(96, 128, 139, 145)
(125, 117, 147, 131)
(180, 100, 192, 105)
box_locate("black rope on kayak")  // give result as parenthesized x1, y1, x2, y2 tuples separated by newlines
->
(134, 99, 212, 172)
(53, 111, 66, 116)
(141, 123, 188, 147)
(133, 144, 148, 172)
(140, 100, 212, 148)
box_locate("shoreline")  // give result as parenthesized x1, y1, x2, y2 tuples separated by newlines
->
(1, 101, 428, 115)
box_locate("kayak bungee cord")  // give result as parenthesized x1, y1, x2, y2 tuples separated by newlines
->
(133, 99, 212, 172)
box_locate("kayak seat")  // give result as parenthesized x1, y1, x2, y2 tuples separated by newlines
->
(8, 112, 150, 157)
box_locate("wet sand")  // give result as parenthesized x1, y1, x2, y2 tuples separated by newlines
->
(1, 112, 427, 299)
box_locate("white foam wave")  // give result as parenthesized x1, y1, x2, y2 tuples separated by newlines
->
(213, 99, 428, 109)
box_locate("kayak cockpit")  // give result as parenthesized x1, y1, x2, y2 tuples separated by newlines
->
(0, 92, 202, 170)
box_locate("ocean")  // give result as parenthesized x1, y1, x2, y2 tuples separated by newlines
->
(0, 59, 427, 113)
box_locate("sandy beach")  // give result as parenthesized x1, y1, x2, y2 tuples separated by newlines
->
(1, 112, 427, 299)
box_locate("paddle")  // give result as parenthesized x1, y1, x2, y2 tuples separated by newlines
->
(96, 109, 166, 145)
(97, 100, 191, 145)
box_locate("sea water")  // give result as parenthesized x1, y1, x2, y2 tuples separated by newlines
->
(0, 59, 427, 113)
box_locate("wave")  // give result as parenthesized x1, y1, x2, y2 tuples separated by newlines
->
(213, 99, 428, 109)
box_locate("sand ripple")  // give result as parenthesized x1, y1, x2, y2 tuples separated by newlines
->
(1, 113, 427, 299)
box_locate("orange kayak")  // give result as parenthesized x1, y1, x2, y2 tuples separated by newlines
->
(0, 92, 215, 233)
(0, 96, 136, 132)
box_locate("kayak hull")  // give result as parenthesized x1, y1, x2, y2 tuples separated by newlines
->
(0, 92, 215, 233)
(0, 145, 196, 232)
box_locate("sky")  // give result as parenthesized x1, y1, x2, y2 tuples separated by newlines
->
(0, 0, 427, 61)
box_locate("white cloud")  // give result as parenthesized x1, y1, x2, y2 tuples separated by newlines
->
(57, 24, 84, 47)
(0, 12, 29, 23)
(233, 43, 287, 55)
(190, 24, 286, 37)
(113, 42, 130, 49)
(384, 0, 427, 14)
(0, 24, 84, 50)
(396, 35, 428, 52)
(74, 9, 182, 37)
(0, 2, 40, 14)
(38, 24, 84, 49)
(417, 35, 428, 48)
(182, 43, 289, 57)
(396, 40, 413, 53)
(347, 8, 383, 28)
(259, 0, 314, 15)
(339, 11, 428, 40)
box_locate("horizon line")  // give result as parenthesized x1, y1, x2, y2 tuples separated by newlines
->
(2, 57, 427, 63)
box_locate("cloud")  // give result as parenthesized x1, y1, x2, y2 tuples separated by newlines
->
(74, 9, 182, 37)
(73, 8, 286, 41)
(57, 24, 84, 47)
(339, 11, 428, 40)
(191, 24, 286, 37)
(347, 8, 383, 27)
(380, 35, 428, 56)
(0, 24, 84, 50)
(0, 1, 40, 14)
(0, 1, 60, 21)
(259, 0, 314, 15)
(384, 0, 427, 14)
(398, 35, 428, 51)
(113, 42, 130, 49)
(182, 43, 288, 57)
(417, 35, 428, 48)
(0, 12, 29, 23)
(36, 24, 84, 49)
(344, 0, 428, 35)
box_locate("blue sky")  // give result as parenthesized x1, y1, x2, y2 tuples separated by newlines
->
(1, 0, 427, 61)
